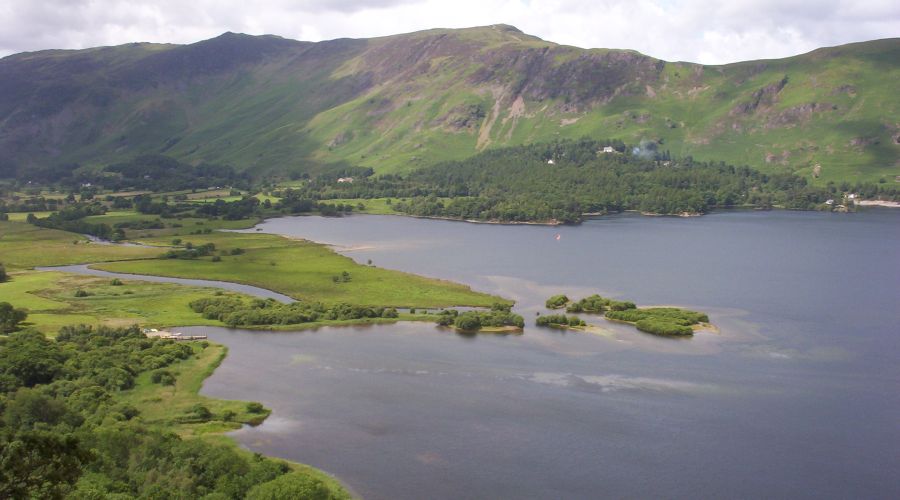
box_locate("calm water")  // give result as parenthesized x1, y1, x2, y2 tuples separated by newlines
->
(193, 209, 900, 499)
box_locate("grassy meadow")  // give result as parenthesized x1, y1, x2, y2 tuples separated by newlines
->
(94, 230, 503, 308)
(0, 220, 161, 270)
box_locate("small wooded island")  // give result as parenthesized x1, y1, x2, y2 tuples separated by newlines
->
(435, 304, 525, 332)
(540, 294, 710, 336)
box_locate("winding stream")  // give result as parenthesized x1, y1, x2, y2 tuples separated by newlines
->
(36, 264, 295, 303)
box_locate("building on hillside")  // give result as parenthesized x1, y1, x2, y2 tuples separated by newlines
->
(337, 177, 354, 183)
(600, 146, 615, 154)
(547, 159, 555, 165)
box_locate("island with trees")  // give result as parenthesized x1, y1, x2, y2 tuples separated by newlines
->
(537, 294, 710, 336)
(435, 304, 526, 333)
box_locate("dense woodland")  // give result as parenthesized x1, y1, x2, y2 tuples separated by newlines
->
(312, 139, 899, 222)
(0, 325, 345, 499)
(3, 138, 899, 225)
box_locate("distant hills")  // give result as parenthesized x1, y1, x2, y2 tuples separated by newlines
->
(1, 25, 897, 184)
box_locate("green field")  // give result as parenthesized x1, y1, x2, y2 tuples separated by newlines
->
(0, 220, 161, 270)
(0, 270, 242, 334)
(94, 230, 503, 308)
(2, 212, 504, 334)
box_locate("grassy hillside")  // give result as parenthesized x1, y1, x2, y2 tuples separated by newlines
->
(1, 25, 897, 184)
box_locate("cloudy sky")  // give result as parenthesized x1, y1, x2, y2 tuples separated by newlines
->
(0, 0, 897, 63)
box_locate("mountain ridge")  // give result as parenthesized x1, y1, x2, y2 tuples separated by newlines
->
(1, 26, 897, 183)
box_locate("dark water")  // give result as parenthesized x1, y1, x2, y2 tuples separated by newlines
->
(193, 209, 900, 499)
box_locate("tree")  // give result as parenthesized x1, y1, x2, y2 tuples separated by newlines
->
(0, 302, 29, 334)
(0, 430, 93, 500)
(3, 388, 69, 430)
(454, 312, 481, 331)
(245, 473, 331, 500)
(0, 330, 65, 387)
(0, 263, 7, 283)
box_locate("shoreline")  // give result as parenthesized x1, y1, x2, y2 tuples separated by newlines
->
(855, 200, 900, 208)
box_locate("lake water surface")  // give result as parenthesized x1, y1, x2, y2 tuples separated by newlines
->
(192, 209, 900, 499)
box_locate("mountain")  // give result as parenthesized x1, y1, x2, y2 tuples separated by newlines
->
(1, 25, 897, 183)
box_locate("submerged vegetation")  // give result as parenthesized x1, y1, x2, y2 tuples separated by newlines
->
(538, 294, 709, 336)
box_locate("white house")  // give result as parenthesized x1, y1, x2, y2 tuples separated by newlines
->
(825, 199, 835, 205)
(600, 146, 615, 153)
(547, 159, 555, 165)
(337, 177, 354, 183)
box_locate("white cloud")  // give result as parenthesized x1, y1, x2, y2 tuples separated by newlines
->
(0, 0, 897, 63)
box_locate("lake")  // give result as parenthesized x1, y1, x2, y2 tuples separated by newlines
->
(190, 209, 900, 499)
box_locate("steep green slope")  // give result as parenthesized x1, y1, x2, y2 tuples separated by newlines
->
(1, 25, 897, 184)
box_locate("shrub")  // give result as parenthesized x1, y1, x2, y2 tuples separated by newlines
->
(110, 278, 123, 286)
(0, 302, 28, 333)
(184, 404, 212, 422)
(246, 473, 331, 500)
(635, 319, 693, 336)
(247, 402, 265, 414)
(535, 314, 584, 328)
(545, 295, 569, 309)
(74, 290, 90, 297)
(150, 370, 177, 386)
(454, 312, 482, 331)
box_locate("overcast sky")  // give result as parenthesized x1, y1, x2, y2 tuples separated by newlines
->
(1, 0, 897, 63)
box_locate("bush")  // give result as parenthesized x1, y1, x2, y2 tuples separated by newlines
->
(246, 473, 331, 500)
(635, 319, 693, 336)
(438, 308, 523, 330)
(247, 402, 265, 414)
(565, 302, 583, 313)
(545, 295, 569, 309)
(454, 312, 482, 331)
(150, 370, 177, 386)
(74, 290, 91, 297)
(181, 404, 213, 422)
(535, 314, 584, 328)
(110, 278, 123, 286)
(0, 302, 28, 333)
(605, 307, 706, 336)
